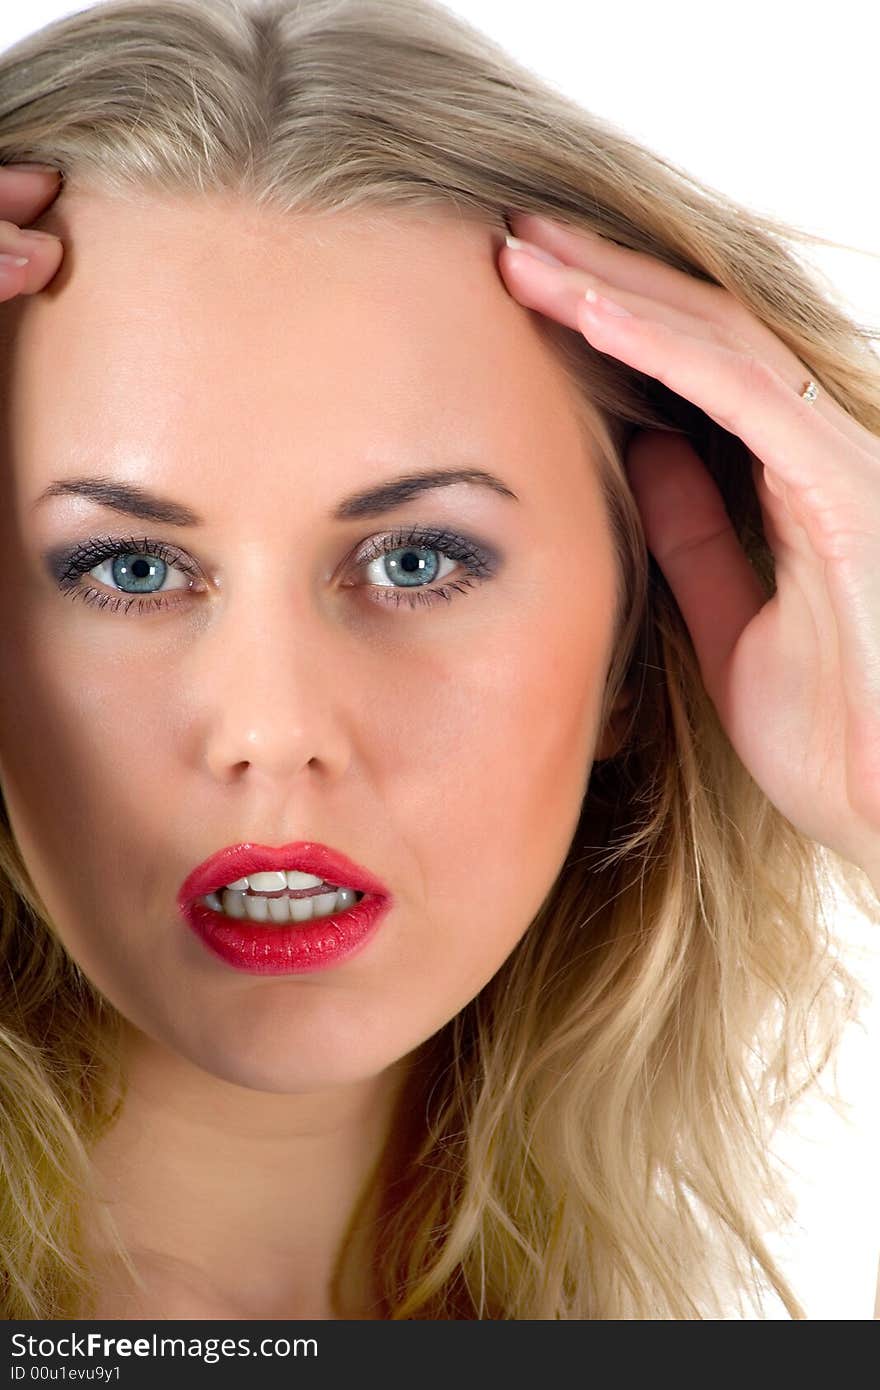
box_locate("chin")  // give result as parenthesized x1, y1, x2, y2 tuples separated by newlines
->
(163, 1018, 401, 1094)
(196, 1050, 381, 1093)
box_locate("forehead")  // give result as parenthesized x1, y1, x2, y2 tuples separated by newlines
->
(5, 192, 601, 515)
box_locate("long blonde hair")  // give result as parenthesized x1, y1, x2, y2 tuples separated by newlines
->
(1, 0, 878, 1319)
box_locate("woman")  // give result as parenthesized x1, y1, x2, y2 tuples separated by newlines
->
(0, 0, 878, 1320)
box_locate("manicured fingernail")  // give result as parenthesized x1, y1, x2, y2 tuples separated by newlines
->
(504, 234, 564, 268)
(584, 287, 631, 317)
(0, 254, 30, 268)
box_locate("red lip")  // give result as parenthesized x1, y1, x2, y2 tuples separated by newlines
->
(177, 841, 393, 976)
(177, 841, 391, 907)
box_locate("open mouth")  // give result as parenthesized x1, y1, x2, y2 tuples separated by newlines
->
(178, 844, 391, 973)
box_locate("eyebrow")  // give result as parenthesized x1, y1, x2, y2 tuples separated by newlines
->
(33, 467, 520, 525)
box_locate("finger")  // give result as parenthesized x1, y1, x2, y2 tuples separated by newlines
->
(500, 243, 721, 342)
(624, 430, 767, 712)
(0, 166, 64, 299)
(826, 533, 880, 826)
(604, 310, 880, 763)
(499, 247, 832, 575)
(573, 294, 880, 534)
(0, 221, 63, 297)
(510, 211, 721, 312)
(501, 246, 871, 585)
(748, 448, 816, 566)
(503, 214, 875, 456)
(0, 163, 63, 226)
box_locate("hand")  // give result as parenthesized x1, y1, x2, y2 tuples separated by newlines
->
(499, 212, 880, 887)
(0, 163, 64, 298)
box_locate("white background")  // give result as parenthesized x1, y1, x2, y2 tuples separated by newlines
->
(3, 0, 879, 1319)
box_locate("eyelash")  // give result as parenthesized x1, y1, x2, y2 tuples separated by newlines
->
(53, 526, 498, 617)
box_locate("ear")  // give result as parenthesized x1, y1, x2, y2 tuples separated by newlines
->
(593, 680, 636, 762)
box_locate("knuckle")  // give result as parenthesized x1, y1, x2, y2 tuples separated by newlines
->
(705, 317, 741, 352)
(703, 286, 771, 355)
(705, 349, 777, 435)
(701, 282, 750, 331)
(738, 350, 780, 396)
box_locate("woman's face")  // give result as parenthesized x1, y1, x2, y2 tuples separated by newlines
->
(0, 192, 625, 1092)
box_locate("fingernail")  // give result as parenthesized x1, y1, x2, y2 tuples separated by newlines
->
(504, 235, 564, 268)
(0, 254, 30, 268)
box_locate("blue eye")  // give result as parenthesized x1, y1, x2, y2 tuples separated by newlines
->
(47, 526, 499, 616)
(350, 526, 498, 611)
(50, 535, 201, 615)
(87, 545, 192, 602)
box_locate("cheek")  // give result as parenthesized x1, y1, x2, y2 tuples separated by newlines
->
(0, 625, 171, 961)
(370, 603, 607, 1012)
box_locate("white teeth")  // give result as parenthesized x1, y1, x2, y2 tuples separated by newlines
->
(220, 888, 247, 918)
(308, 889, 342, 920)
(247, 870, 289, 893)
(223, 870, 327, 893)
(247, 892, 271, 921)
(267, 894, 291, 923)
(289, 892, 316, 923)
(205, 886, 359, 924)
(285, 870, 327, 891)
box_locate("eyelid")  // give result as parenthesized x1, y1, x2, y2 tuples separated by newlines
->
(348, 524, 500, 576)
(44, 525, 502, 585)
(42, 533, 200, 586)
(43, 523, 504, 616)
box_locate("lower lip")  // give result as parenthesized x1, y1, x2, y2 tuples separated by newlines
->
(181, 892, 392, 975)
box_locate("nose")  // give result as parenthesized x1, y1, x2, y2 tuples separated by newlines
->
(192, 579, 354, 788)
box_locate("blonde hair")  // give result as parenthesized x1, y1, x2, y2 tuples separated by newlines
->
(1, 0, 878, 1320)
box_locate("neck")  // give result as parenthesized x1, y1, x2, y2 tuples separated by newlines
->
(85, 1022, 413, 1319)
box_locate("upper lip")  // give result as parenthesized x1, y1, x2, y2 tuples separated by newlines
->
(177, 841, 391, 906)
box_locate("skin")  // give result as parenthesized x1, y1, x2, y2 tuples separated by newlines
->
(0, 172, 631, 1318)
(503, 221, 880, 1321)
(502, 216, 880, 889)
